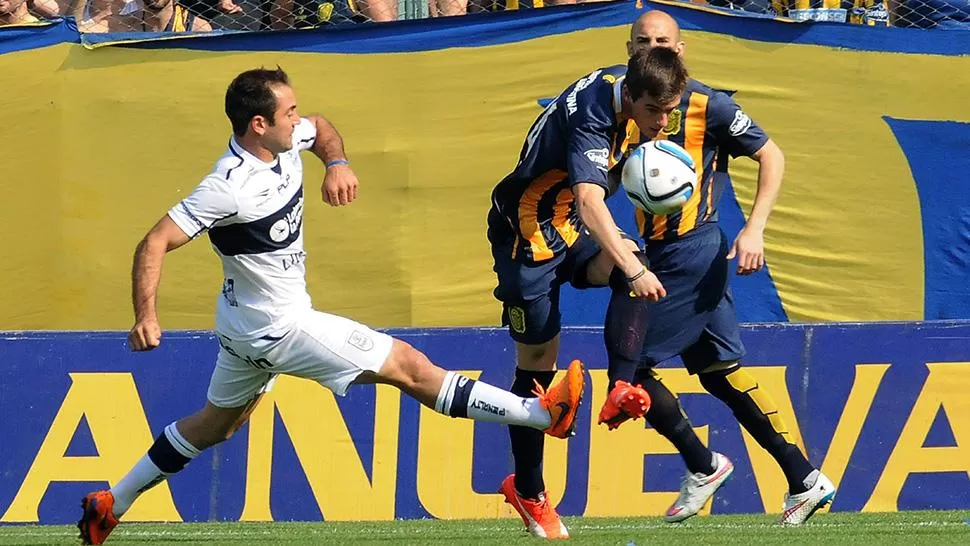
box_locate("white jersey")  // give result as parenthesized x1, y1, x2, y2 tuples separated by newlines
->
(168, 118, 318, 341)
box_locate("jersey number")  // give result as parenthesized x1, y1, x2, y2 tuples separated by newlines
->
(521, 101, 558, 162)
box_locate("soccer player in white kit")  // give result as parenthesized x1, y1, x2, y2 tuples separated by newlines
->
(77, 67, 585, 545)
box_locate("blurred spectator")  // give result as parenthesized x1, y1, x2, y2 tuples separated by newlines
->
(889, 0, 970, 27)
(26, 0, 61, 17)
(0, 0, 40, 23)
(123, 0, 213, 30)
(180, 0, 259, 30)
(699, 0, 888, 24)
(350, 0, 396, 20)
(431, 0, 467, 16)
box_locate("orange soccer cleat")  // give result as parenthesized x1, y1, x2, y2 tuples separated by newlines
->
(77, 491, 119, 545)
(597, 380, 651, 430)
(534, 359, 585, 439)
(499, 474, 569, 539)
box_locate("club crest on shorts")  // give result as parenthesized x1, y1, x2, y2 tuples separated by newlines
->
(508, 306, 527, 334)
(348, 330, 374, 351)
(661, 109, 682, 136)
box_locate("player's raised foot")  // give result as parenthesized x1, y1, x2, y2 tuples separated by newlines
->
(77, 491, 119, 545)
(780, 471, 836, 525)
(534, 359, 585, 439)
(499, 474, 569, 539)
(597, 380, 651, 430)
(665, 452, 734, 523)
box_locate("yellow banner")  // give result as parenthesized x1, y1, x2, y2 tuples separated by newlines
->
(3, 10, 970, 329)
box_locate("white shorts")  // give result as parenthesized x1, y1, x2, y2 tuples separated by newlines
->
(206, 310, 394, 408)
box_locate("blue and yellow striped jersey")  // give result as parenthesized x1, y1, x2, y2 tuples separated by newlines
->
(489, 65, 637, 263)
(636, 79, 768, 242)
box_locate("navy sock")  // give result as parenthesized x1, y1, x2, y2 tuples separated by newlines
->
(509, 368, 555, 499)
(700, 368, 815, 494)
(635, 368, 715, 475)
(147, 431, 192, 474)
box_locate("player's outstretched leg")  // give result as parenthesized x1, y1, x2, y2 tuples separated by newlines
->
(598, 251, 652, 429)
(369, 340, 583, 539)
(78, 399, 259, 544)
(699, 365, 835, 524)
(369, 339, 585, 439)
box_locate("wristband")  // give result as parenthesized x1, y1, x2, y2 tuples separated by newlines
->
(626, 267, 647, 283)
(326, 159, 349, 168)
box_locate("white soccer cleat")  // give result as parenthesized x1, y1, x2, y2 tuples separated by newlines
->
(665, 452, 734, 523)
(779, 471, 836, 525)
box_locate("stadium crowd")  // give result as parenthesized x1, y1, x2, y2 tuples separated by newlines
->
(1, 0, 968, 31)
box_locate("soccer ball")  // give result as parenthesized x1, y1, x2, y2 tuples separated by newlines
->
(621, 140, 697, 215)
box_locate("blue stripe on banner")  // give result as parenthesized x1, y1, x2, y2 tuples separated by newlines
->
(5, 2, 970, 57)
(81, 0, 970, 57)
(87, 2, 631, 53)
(0, 18, 79, 55)
(883, 116, 970, 320)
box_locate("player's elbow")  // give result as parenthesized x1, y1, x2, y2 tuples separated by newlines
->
(135, 231, 169, 259)
(572, 183, 606, 222)
(754, 139, 784, 167)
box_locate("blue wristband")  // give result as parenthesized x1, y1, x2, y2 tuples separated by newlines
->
(326, 159, 349, 168)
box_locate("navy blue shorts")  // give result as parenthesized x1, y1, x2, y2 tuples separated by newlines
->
(488, 211, 603, 345)
(639, 222, 745, 374)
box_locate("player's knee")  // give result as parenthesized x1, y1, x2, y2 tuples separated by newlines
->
(698, 362, 745, 400)
(380, 339, 435, 391)
(180, 406, 238, 449)
(515, 339, 557, 371)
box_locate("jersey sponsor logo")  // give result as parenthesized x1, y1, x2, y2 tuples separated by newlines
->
(864, 2, 888, 23)
(584, 148, 610, 171)
(566, 70, 602, 116)
(729, 110, 753, 137)
(662, 109, 682, 136)
(269, 197, 303, 242)
(508, 306, 526, 334)
(348, 330, 374, 352)
(209, 187, 305, 256)
(788, 8, 848, 22)
(470, 398, 506, 417)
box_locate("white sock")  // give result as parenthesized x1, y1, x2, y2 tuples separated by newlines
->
(110, 422, 201, 518)
(466, 381, 551, 428)
(110, 455, 167, 517)
(434, 371, 551, 429)
(802, 469, 820, 490)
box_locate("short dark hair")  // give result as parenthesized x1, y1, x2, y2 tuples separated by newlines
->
(624, 47, 688, 105)
(225, 67, 290, 137)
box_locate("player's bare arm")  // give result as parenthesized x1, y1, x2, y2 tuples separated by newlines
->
(573, 182, 666, 301)
(728, 138, 785, 275)
(129, 215, 192, 352)
(305, 114, 359, 207)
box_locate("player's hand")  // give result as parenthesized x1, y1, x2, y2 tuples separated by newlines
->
(322, 164, 359, 206)
(129, 318, 162, 352)
(727, 227, 765, 276)
(629, 268, 666, 302)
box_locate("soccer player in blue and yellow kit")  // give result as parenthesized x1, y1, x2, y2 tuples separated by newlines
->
(488, 48, 688, 538)
(610, 10, 836, 525)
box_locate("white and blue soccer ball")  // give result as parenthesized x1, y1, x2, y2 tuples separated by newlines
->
(621, 140, 697, 216)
